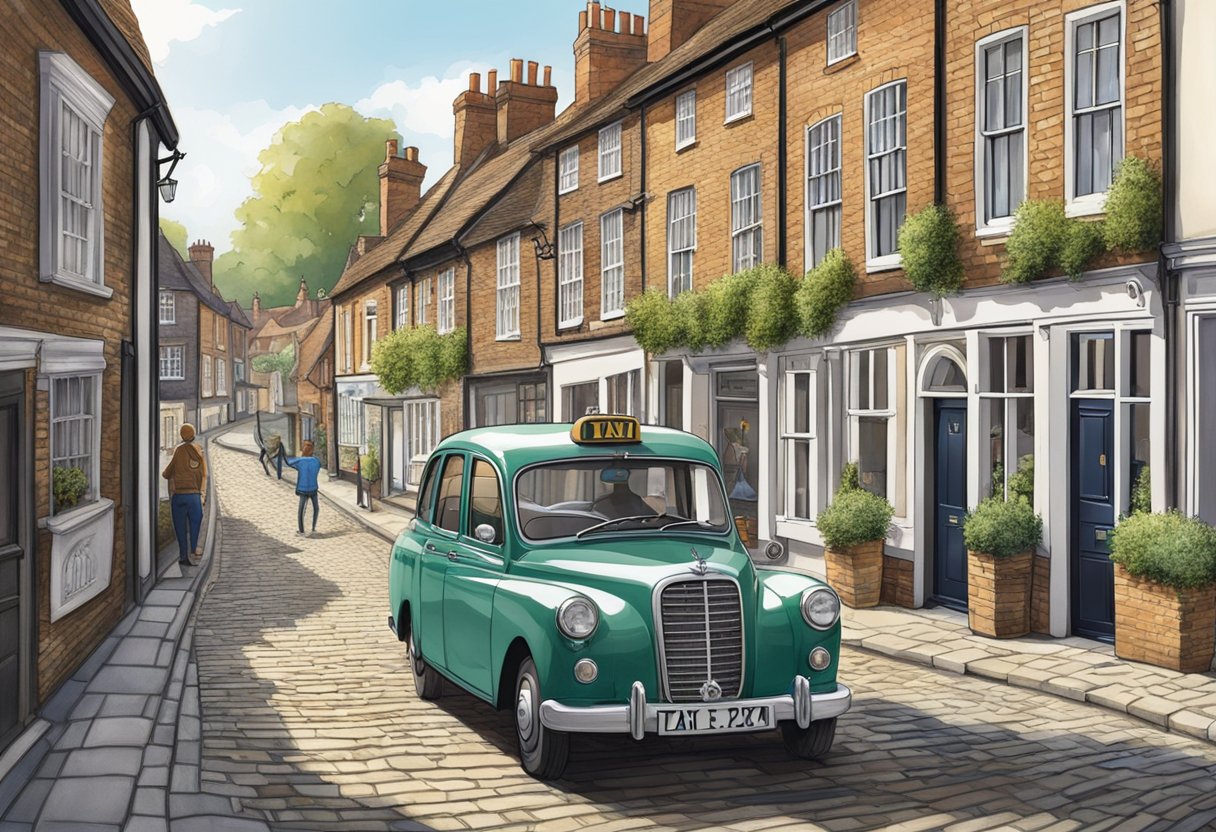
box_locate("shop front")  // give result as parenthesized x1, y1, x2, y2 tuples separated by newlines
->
(547, 336, 646, 423)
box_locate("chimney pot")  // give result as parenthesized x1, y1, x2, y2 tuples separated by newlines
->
(543, 65, 552, 86)
(510, 58, 523, 83)
(633, 13, 644, 35)
(579, 8, 587, 29)
(488, 68, 498, 90)
(469, 71, 481, 92)
(527, 60, 538, 85)
(621, 11, 632, 33)
(604, 7, 615, 32)
(385, 138, 398, 160)
(590, 2, 601, 28)
(405, 145, 418, 162)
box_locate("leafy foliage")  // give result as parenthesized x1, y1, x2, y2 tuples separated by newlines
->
(796, 249, 856, 339)
(213, 104, 399, 306)
(744, 265, 800, 351)
(817, 488, 893, 550)
(963, 497, 1043, 558)
(1110, 511, 1216, 590)
(360, 447, 381, 483)
(701, 271, 756, 348)
(839, 461, 860, 494)
(1007, 454, 1034, 505)
(1003, 200, 1069, 284)
(53, 466, 88, 511)
(898, 204, 964, 296)
(313, 423, 328, 471)
(371, 326, 468, 395)
(626, 290, 686, 355)
(252, 344, 296, 376)
(1060, 220, 1106, 281)
(1103, 156, 1163, 253)
(673, 290, 707, 352)
(159, 218, 189, 258)
(1130, 466, 1152, 516)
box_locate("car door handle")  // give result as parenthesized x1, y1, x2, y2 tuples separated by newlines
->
(446, 550, 459, 561)
(425, 542, 437, 552)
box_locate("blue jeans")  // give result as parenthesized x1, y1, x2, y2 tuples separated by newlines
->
(171, 493, 203, 562)
(297, 491, 319, 533)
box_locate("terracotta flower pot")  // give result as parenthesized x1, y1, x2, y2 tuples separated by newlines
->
(967, 549, 1033, 638)
(1114, 564, 1216, 673)
(824, 539, 884, 608)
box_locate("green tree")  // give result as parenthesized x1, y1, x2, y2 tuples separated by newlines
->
(160, 218, 189, 258)
(213, 104, 399, 307)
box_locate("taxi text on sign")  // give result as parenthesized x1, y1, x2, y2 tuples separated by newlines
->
(571, 415, 642, 445)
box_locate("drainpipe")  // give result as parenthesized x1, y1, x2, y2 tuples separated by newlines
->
(777, 34, 788, 270)
(454, 240, 474, 429)
(933, 0, 946, 204)
(640, 103, 648, 293)
(1159, 0, 1178, 510)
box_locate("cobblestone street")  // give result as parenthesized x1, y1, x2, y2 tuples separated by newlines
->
(195, 442, 1216, 832)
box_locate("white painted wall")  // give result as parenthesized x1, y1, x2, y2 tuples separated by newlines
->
(1175, 0, 1216, 240)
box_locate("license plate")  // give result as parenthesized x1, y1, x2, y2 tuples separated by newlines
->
(656, 704, 773, 735)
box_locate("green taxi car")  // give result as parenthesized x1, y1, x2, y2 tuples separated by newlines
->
(387, 415, 851, 779)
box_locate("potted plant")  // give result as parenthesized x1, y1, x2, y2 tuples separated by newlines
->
(360, 447, 381, 500)
(1109, 511, 1216, 672)
(53, 466, 88, 513)
(816, 464, 893, 608)
(962, 497, 1043, 638)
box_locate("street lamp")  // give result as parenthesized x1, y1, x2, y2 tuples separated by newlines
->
(157, 148, 186, 203)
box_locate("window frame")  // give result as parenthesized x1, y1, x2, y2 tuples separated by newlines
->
(780, 357, 819, 522)
(38, 52, 115, 299)
(395, 283, 410, 330)
(496, 233, 521, 340)
(978, 333, 1036, 502)
(730, 163, 764, 273)
(362, 299, 378, 369)
(676, 89, 697, 150)
(406, 399, 441, 488)
(1064, 0, 1126, 216)
(598, 121, 623, 182)
(667, 187, 697, 298)
(826, 0, 858, 65)
(466, 456, 505, 547)
(49, 373, 102, 514)
(201, 355, 213, 398)
(558, 221, 585, 329)
(417, 278, 431, 326)
(215, 358, 228, 396)
(805, 114, 843, 268)
(559, 145, 580, 194)
(863, 79, 908, 271)
(159, 291, 176, 325)
(600, 208, 625, 320)
(159, 345, 184, 381)
(846, 345, 901, 509)
(437, 267, 456, 334)
(975, 27, 1029, 236)
(724, 62, 754, 124)
(341, 309, 353, 373)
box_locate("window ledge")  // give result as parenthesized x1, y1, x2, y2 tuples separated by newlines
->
(558, 318, 584, 331)
(559, 185, 578, 196)
(41, 273, 113, 299)
(43, 496, 113, 534)
(824, 52, 860, 74)
(676, 140, 698, 153)
(1066, 195, 1108, 219)
(865, 256, 903, 274)
(600, 311, 625, 322)
(724, 112, 754, 127)
(496, 335, 522, 342)
(597, 172, 623, 185)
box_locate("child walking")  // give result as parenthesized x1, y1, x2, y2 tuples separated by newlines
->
(285, 440, 322, 536)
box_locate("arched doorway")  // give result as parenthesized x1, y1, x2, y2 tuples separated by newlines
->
(919, 346, 968, 609)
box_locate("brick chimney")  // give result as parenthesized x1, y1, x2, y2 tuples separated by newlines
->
(648, 0, 733, 62)
(251, 292, 261, 320)
(496, 59, 558, 145)
(575, 3, 648, 103)
(296, 277, 309, 307)
(379, 139, 426, 237)
(188, 239, 214, 287)
(453, 72, 497, 168)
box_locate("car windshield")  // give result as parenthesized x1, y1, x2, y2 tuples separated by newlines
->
(515, 458, 731, 541)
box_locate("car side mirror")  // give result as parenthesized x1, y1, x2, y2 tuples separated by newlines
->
(474, 523, 497, 544)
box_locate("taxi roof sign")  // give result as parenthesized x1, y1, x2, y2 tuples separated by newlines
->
(571, 414, 642, 445)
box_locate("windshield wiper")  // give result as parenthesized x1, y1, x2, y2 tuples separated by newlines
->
(659, 518, 713, 531)
(575, 512, 686, 539)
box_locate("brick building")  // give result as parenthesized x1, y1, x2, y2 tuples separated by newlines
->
(0, 0, 179, 752)
(324, 0, 1170, 643)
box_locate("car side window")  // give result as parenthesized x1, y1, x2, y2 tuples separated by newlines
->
(468, 459, 504, 545)
(416, 456, 441, 524)
(435, 454, 465, 533)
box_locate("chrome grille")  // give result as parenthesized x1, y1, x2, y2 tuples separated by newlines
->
(657, 578, 744, 702)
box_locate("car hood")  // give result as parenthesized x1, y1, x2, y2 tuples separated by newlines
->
(511, 537, 756, 607)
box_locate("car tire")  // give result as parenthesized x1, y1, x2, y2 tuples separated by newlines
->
(408, 630, 443, 701)
(514, 657, 570, 780)
(781, 717, 837, 760)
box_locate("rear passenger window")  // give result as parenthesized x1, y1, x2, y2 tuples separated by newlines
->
(468, 459, 504, 545)
(417, 457, 440, 524)
(435, 455, 465, 533)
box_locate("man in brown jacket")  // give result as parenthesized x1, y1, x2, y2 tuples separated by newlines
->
(163, 423, 208, 565)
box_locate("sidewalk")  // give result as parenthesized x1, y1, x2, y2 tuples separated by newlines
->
(843, 604, 1216, 744)
(212, 422, 412, 544)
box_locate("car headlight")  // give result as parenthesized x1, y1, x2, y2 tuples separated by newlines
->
(557, 596, 599, 640)
(801, 587, 840, 630)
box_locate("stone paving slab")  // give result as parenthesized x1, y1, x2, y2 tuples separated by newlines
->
(843, 605, 1216, 747)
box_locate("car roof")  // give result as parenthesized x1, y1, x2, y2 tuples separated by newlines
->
(433, 422, 721, 472)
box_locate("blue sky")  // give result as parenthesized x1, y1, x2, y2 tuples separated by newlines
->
(134, 0, 645, 254)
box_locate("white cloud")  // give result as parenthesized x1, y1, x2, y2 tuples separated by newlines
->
(355, 61, 489, 140)
(131, 0, 240, 63)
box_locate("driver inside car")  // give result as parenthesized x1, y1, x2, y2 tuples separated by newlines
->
(591, 469, 655, 518)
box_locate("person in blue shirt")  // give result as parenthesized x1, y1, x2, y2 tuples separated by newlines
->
(285, 440, 322, 536)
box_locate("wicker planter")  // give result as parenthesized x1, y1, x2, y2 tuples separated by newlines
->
(824, 540, 884, 608)
(1114, 564, 1216, 673)
(967, 549, 1033, 638)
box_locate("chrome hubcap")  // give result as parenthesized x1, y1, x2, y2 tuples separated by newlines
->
(516, 683, 535, 741)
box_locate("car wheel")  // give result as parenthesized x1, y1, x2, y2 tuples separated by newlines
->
(781, 717, 837, 760)
(514, 657, 570, 780)
(408, 629, 443, 701)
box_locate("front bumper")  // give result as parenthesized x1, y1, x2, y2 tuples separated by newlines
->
(539, 678, 852, 740)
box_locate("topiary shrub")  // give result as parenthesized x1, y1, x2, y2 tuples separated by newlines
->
(1007, 454, 1034, 505)
(360, 447, 381, 483)
(371, 326, 467, 394)
(1060, 219, 1106, 281)
(701, 271, 756, 348)
(53, 466, 88, 512)
(839, 461, 860, 494)
(1003, 200, 1068, 284)
(817, 488, 893, 550)
(1103, 156, 1163, 253)
(626, 289, 685, 355)
(796, 248, 856, 339)
(1109, 511, 1216, 590)
(744, 265, 800, 351)
(898, 204, 964, 296)
(963, 497, 1043, 558)
(1130, 466, 1152, 516)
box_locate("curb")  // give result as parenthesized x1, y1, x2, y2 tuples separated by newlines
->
(842, 628, 1216, 746)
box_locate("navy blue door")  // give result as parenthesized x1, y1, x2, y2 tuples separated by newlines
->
(1072, 400, 1116, 640)
(933, 400, 968, 608)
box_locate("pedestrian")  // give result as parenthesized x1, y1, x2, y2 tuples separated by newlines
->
(285, 439, 322, 536)
(259, 432, 285, 479)
(162, 423, 207, 565)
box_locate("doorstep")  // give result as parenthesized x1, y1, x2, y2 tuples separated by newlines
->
(843, 605, 1216, 744)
